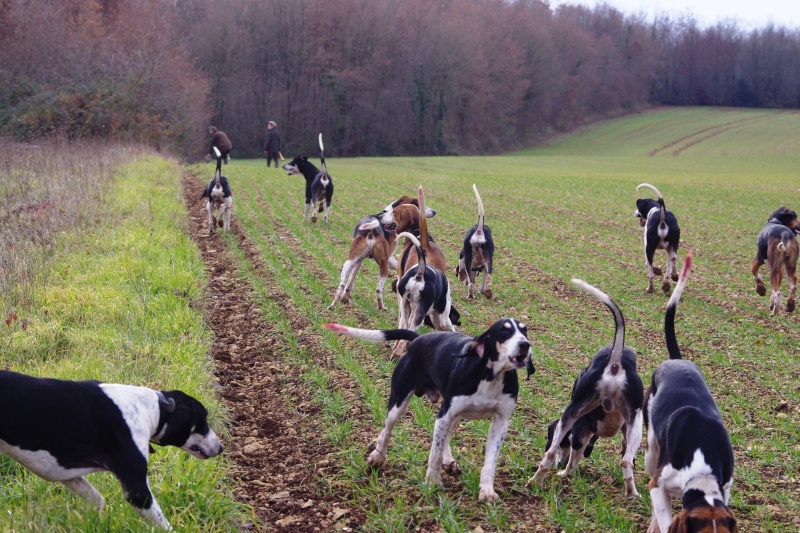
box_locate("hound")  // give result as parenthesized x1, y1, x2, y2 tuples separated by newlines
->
(323, 318, 533, 502)
(644, 250, 737, 533)
(390, 232, 456, 358)
(200, 147, 232, 233)
(328, 196, 433, 310)
(282, 133, 334, 223)
(635, 183, 680, 293)
(456, 184, 495, 299)
(751, 207, 798, 316)
(528, 280, 643, 497)
(0, 370, 223, 531)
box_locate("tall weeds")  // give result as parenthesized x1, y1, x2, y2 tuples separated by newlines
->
(0, 139, 137, 308)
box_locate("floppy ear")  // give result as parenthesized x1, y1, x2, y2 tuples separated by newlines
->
(464, 335, 487, 358)
(667, 511, 689, 533)
(161, 397, 176, 413)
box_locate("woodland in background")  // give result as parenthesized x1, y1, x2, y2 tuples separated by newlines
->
(0, 0, 798, 157)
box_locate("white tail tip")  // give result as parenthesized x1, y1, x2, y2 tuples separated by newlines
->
(319, 133, 324, 151)
(213, 146, 221, 158)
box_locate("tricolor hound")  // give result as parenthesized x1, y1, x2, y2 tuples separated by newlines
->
(323, 318, 533, 502)
(528, 280, 643, 497)
(456, 184, 495, 299)
(200, 146, 232, 233)
(282, 133, 333, 223)
(644, 251, 737, 533)
(751, 207, 798, 316)
(635, 183, 680, 293)
(328, 195, 433, 311)
(0, 370, 223, 531)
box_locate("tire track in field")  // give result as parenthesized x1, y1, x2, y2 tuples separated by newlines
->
(649, 112, 785, 156)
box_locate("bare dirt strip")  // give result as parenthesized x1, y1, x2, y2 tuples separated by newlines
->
(182, 173, 357, 532)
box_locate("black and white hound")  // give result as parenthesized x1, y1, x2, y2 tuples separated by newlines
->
(751, 207, 798, 316)
(0, 370, 223, 531)
(391, 231, 456, 358)
(282, 133, 333, 223)
(323, 319, 533, 502)
(635, 183, 680, 293)
(456, 184, 495, 299)
(528, 280, 643, 497)
(328, 196, 433, 311)
(200, 146, 232, 233)
(644, 251, 737, 533)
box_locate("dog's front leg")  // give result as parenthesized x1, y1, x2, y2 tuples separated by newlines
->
(122, 477, 172, 531)
(529, 410, 584, 485)
(206, 202, 215, 233)
(478, 414, 509, 502)
(425, 415, 457, 486)
(648, 485, 673, 533)
(751, 253, 767, 296)
(391, 293, 409, 358)
(621, 410, 643, 498)
(62, 477, 105, 510)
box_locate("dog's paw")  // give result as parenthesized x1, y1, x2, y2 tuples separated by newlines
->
(646, 285, 655, 294)
(367, 449, 386, 466)
(311, 215, 318, 223)
(756, 283, 767, 296)
(625, 486, 641, 498)
(424, 470, 443, 486)
(483, 288, 493, 299)
(662, 280, 671, 293)
(443, 461, 461, 475)
(671, 272, 679, 282)
(787, 299, 795, 313)
(478, 486, 499, 503)
(652, 266, 663, 276)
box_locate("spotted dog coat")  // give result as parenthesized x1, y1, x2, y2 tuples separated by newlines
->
(529, 280, 643, 497)
(634, 183, 681, 293)
(751, 207, 798, 316)
(643, 251, 737, 533)
(456, 184, 495, 299)
(200, 147, 232, 233)
(323, 319, 532, 502)
(0, 371, 223, 531)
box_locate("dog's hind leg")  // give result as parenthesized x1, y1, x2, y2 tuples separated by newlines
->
(644, 246, 656, 293)
(368, 391, 414, 466)
(303, 203, 311, 222)
(620, 410, 643, 498)
(752, 253, 767, 296)
(785, 244, 798, 313)
(662, 248, 677, 293)
(323, 203, 332, 223)
(62, 477, 105, 510)
(376, 260, 389, 311)
(329, 259, 359, 309)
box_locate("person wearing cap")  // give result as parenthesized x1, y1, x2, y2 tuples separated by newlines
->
(264, 121, 282, 168)
(207, 126, 233, 163)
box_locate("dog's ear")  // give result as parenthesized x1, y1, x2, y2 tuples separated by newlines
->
(667, 511, 689, 533)
(160, 396, 176, 413)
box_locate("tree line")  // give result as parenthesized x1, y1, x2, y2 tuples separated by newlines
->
(0, 0, 797, 157)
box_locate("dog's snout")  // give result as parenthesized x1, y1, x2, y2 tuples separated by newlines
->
(519, 340, 531, 353)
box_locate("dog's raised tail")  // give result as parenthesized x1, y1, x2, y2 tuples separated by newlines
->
(398, 231, 426, 281)
(665, 249, 692, 360)
(318, 133, 327, 177)
(323, 322, 419, 343)
(572, 279, 625, 373)
(637, 182, 666, 232)
(417, 185, 432, 254)
(213, 146, 222, 185)
(473, 184, 485, 236)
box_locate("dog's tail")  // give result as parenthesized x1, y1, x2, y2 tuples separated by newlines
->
(358, 218, 381, 239)
(665, 249, 692, 360)
(417, 185, 432, 255)
(398, 231, 426, 281)
(571, 279, 625, 373)
(214, 146, 222, 186)
(318, 133, 328, 179)
(473, 184, 485, 237)
(324, 322, 419, 343)
(637, 183, 667, 234)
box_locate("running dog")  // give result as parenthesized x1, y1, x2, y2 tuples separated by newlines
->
(200, 147, 232, 233)
(643, 250, 737, 532)
(751, 207, 798, 316)
(328, 196, 434, 311)
(323, 318, 533, 502)
(0, 370, 223, 531)
(456, 184, 495, 299)
(282, 133, 334, 223)
(390, 232, 456, 357)
(634, 183, 680, 293)
(528, 280, 643, 497)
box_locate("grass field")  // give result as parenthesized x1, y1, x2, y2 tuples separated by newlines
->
(2, 106, 800, 532)
(200, 106, 800, 531)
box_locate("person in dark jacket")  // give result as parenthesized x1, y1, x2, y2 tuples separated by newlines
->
(207, 126, 233, 163)
(264, 121, 282, 168)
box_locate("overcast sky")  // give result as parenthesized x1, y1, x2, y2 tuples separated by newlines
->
(552, 0, 800, 30)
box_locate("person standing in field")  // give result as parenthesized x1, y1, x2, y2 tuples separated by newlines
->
(207, 126, 233, 163)
(264, 121, 282, 168)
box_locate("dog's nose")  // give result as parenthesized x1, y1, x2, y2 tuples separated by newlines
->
(519, 340, 531, 353)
